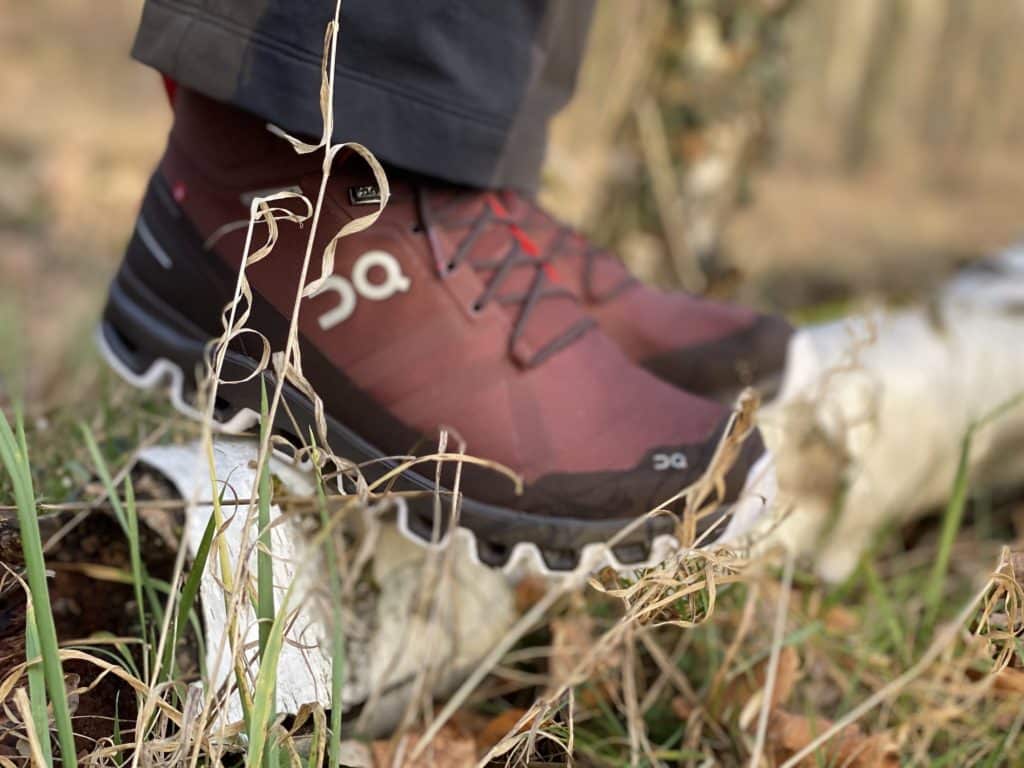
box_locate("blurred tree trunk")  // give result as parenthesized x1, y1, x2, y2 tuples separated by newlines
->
(541, 2, 668, 228)
(921, 0, 972, 149)
(842, 0, 904, 170)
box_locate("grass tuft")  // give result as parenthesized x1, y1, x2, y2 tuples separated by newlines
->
(0, 407, 78, 765)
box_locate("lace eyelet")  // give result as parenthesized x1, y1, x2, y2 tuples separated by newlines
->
(469, 300, 484, 315)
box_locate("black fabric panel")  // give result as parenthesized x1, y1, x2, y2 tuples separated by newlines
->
(131, 0, 594, 191)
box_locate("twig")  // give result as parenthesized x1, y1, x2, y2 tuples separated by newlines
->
(749, 548, 796, 767)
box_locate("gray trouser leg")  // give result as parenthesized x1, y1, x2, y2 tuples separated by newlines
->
(132, 1, 594, 192)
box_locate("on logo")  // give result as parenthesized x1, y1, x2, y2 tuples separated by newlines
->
(312, 250, 411, 330)
(652, 452, 689, 471)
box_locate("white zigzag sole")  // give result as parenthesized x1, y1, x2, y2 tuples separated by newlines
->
(96, 327, 775, 578)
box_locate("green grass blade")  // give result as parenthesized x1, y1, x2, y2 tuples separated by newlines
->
(861, 557, 909, 665)
(257, 382, 275, 660)
(121, 475, 152, 679)
(0, 409, 78, 766)
(304, 706, 328, 768)
(923, 392, 1024, 638)
(201, 440, 254, 731)
(112, 693, 125, 768)
(245, 583, 292, 768)
(78, 424, 127, 529)
(164, 509, 217, 680)
(80, 424, 162, 679)
(311, 443, 345, 768)
(25, 603, 54, 765)
(256, 381, 278, 768)
(80, 637, 141, 681)
(922, 429, 972, 636)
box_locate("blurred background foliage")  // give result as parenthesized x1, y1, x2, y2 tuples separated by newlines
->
(544, 0, 1024, 310)
(3, 0, 1024, 404)
(545, 0, 798, 293)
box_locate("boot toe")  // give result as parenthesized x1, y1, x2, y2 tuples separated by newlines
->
(641, 313, 794, 401)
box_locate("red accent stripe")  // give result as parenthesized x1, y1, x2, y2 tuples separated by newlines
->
(161, 75, 178, 106)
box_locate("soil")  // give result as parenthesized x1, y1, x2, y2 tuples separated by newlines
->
(0, 470, 188, 760)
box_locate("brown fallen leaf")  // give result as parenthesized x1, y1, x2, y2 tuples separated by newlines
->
(718, 646, 800, 717)
(824, 605, 860, 634)
(475, 707, 530, 753)
(549, 615, 596, 689)
(671, 696, 693, 720)
(994, 666, 1024, 694)
(768, 710, 899, 767)
(547, 613, 621, 707)
(514, 575, 550, 612)
(371, 724, 476, 768)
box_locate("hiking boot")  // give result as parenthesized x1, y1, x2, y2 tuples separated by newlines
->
(503, 195, 794, 400)
(98, 89, 773, 573)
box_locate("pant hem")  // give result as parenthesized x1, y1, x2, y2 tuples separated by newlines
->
(132, 1, 544, 191)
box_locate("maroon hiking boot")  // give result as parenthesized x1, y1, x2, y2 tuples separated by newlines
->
(98, 89, 772, 572)
(501, 195, 794, 400)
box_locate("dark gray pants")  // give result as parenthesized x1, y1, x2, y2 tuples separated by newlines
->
(132, 1, 595, 192)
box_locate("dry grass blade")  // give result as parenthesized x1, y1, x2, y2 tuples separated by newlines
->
(11, 688, 47, 767)
(780, 550, 1012, 768)
(749, 548, 796, 766)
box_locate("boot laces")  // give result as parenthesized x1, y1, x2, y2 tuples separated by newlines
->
(517, 197, 636, 303)
(416, 188, 595, 367)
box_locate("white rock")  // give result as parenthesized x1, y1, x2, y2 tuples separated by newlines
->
(761, 244, 1024, 580)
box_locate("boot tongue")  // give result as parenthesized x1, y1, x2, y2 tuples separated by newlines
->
(428, 188, 593, 367)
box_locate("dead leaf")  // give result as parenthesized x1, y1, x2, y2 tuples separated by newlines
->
(824, 605, 860, 634)
(768, 710, 899, 767)
(767, 647, 800, 709)
(671, 696, 693, 720)
(514, 575, 549, 612)
(547, 613, 621, 707)
(549, 616, 596, 689)
(371, 724, 475, 768)
(719, 646, 800, 717)
(994, 666, 1024, 694)
(475, 707, 529, 753)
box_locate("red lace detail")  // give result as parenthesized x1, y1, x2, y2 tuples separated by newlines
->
(486, 195, 560, 283)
